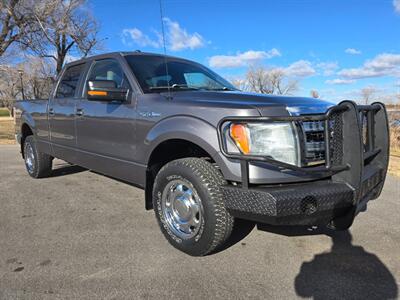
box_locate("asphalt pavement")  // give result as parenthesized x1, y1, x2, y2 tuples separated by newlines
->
(0, 145, 399, 299)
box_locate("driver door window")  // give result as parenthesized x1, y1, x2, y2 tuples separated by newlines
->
(86, 59, 131, 94)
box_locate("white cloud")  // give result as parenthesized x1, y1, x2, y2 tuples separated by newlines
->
(325, 78, 355, 85)
(338, 53, 400, 79)
(122, 18, 205, 51)
(394, 0, 400, 13)
(122, 28, 161, 48)
(316, 62, 339, 76)
(209, 49, 281, 68)
(284, 60, 316, 77)
(345, 48, 362, 55)
(163, 18, 205, 51)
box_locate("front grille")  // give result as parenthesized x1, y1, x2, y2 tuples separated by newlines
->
(302, 120, 326, 165)
(301, 113, 343, 167)
(329, 112, 343, 166)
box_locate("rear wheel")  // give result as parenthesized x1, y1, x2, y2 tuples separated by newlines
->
(23, 136, 53, 178)
(152, 158, 234, 256)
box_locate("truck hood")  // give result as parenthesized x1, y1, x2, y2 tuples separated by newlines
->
(165, 90, 335, 116)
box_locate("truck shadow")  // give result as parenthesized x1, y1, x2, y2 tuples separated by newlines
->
(261, 227, 399, 300)
(212, 219, 256, 254)
(50, 162, 87, 177)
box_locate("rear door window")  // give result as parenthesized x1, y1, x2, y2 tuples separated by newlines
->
(55, 64, 85, 98)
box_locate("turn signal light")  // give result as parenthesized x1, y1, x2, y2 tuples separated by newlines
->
(230, 123, 250, 154)
(88, 90, 108, 96)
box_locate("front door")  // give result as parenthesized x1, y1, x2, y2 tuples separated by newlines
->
(75, 58, 140, 182)
(49, 63, 86, 163)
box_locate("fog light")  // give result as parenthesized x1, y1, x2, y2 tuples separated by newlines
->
(301, 196, 318, 215)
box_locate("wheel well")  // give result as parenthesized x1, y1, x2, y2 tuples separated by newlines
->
(145, 139, 214, 210)
(21, 123, 33, 157)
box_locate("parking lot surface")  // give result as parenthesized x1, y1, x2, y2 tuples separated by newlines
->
(0, 145, 399, 299)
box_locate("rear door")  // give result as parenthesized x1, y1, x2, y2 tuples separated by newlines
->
(49, 63, 86, 163)
(75, 58, 140, 182)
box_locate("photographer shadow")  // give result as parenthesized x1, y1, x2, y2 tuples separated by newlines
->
(294, 230, 398, 299)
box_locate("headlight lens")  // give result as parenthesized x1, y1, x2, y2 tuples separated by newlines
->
(229, 122, 299, 166)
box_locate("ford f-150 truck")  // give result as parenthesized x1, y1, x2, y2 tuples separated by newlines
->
(14, 52, 389, 256)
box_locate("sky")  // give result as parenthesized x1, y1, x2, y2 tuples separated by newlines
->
(88, 0, 400, 102)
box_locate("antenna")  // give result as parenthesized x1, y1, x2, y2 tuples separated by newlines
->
(159, 0, 172, 99)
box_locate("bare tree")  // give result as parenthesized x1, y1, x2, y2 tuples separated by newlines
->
(0, 65, 21, 110)
(0, 0, 38, 57)
(246, 66, 271, 94)
(23, 56, 55, 99)
(230, 78, 249, 91)
(360, 86, 376, 105)
(0, 56, 55, 110)
(245, 66, 298, 95)
(21, 0, 101, 74)
(395, 92, 400, 105)
(310, 90, 320, 98)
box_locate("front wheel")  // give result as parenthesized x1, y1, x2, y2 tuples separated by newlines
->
(23, 136, 53, 178)
(152, 158, 234, 256)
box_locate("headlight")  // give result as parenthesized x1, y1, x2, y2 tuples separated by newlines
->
(229, 122, 300, 166)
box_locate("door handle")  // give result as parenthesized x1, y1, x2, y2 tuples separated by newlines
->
(76, 108, 84, 117)
(48, 108, 55, 116)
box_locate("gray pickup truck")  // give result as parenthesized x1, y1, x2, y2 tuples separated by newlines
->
(14, 51, 390, 256)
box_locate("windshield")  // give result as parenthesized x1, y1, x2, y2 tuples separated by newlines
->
(125, 55, 236, 93)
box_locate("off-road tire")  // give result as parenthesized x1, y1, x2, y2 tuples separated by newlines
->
(152, 158, 234, 256)
(23, 136, 52, 178)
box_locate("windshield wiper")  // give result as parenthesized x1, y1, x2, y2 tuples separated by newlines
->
(149, 84, 200, 91)
(212, 87, 235, 91)
(197, 86, 235, 91)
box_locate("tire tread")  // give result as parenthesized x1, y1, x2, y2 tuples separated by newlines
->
(24, 136, 52, 178)
(155, 157, 234, 255)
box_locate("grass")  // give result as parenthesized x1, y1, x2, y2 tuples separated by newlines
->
(389, 124, 400, 177)
(0, 108, 10, 117)
(388, 111, 400, 177)
(0, 118, 15, 144)
(388, 156, 400, 177)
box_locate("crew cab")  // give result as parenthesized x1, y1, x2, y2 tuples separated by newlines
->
(14, 52, 390, 256)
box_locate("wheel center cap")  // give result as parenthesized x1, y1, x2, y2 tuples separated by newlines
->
(174, 196, 191, 219)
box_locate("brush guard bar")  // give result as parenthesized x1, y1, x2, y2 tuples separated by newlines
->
(217, 100, 390, 208)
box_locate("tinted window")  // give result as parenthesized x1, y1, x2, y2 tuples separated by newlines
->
(125, 55, 236, 93)
(87, 59, 131, 90)
(55, 64, 84, 98)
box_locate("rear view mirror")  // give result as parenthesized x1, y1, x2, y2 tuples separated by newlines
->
(87, 80, 128, 102)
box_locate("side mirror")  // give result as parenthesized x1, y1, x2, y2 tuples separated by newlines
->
(87, 80, 128, 102)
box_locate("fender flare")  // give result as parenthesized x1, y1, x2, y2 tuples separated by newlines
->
(144, 115, 223, 165)
(20, 111, 36, 135)
(143, 115, 232, 210)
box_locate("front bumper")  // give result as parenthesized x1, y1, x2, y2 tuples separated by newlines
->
(222, 166, 384, 226)
(218, 101, 389, 227)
